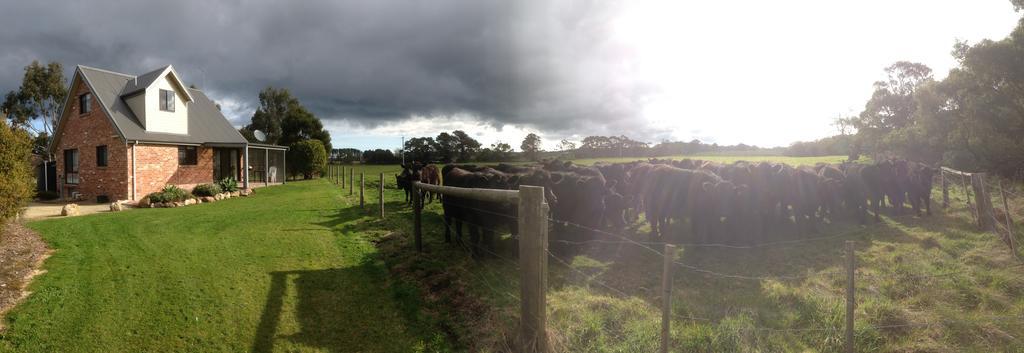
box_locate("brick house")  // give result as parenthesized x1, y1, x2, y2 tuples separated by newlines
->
(50, 65, 287, 202)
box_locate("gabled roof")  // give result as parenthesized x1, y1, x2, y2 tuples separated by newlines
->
(119, 65, 194, 103)
(49, 65, 249, 152)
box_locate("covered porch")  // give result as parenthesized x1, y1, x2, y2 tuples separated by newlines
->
(245, 143, 288, 189)
(206, 143, 288, 190)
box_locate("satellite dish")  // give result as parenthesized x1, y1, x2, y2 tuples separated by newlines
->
(253, 130, 267, 142)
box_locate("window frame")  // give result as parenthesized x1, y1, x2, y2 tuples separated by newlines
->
(79, 93, 91, 115)
(159, 89, 175, 112)
(64, 149, 80, 184)
(178, 146, 198, 166)
(96, 145, 108, 167)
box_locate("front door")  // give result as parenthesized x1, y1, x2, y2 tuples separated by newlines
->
(213, 148, 239, 181)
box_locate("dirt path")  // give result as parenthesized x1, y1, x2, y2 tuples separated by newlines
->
(20, 202, 114, 220)
(0, 222, 50, 330)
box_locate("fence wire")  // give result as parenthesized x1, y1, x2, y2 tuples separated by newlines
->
(404, 180, 1024, 350)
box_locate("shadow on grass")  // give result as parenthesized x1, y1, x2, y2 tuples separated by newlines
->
(251, 192, 448, 353)
(252, 262, 408, 353)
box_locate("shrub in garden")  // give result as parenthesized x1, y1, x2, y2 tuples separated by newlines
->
(0, 120, 34, 224)
(218, 177, 239, 193)
(162, 185, 189, 202)
(287, 139, 327, 179)
(147, 185, 190, 204)
(192, 183, 222, 197)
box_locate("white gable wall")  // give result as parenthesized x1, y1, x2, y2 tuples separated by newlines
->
(141, 74, 188, 135)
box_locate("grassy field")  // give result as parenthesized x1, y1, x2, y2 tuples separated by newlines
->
(5, 156, 1022, 352)
(0, 177, 447, 353)
(346, 157, 1024, 352)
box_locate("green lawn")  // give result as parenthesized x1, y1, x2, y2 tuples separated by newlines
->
(1, 177, 447, 353)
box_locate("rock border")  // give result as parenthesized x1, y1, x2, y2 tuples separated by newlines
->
(141, 188, 253, 209)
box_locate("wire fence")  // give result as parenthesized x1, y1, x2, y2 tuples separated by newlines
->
(415, 196, 1024, 351)
(360, 170, 1024, 352)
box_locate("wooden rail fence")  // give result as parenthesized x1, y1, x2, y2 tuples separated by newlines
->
(412, 181, 551, 352)
(941, 167, 1017, 256)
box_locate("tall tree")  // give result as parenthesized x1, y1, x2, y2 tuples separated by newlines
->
(2, 61, 67, 145)
(451, 130, 481, 161)
(850, 61, 933, 157)
(557, 139, 576, 151)
(521, 133, 542, 161)
(435, 132, 459, 162)
(244, 87, 297, 145)
(404, 137, 437, 162)
(244, 86, 331, 151)
(279, 105, 332, 151)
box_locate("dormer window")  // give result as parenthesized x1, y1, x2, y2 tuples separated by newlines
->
(79, 93, 91, 114)
(160, 89, 175, 112)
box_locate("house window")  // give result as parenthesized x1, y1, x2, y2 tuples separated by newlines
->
(79, 93, 91, 114)
(160, 89, 175, 112)
(96, 145, 108, 167)
(64, 149, 79, 184)
(178, 146, 197, 165)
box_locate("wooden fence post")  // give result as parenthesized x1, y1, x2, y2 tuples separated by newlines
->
(341, 166, 345, 187)
(660, 244, 676, 353)
(941, 170, 949, 209)
(350, 168, 354, 195)
(961, 173, 976, 223)
(518, 185, 549, 353)
(971, 173, 995, 230)
(360, 172, 365, 208)
(413, 182, 422, 252)
(379, 173, 385, 219)
(845, 240, 855, 353)
(999, 181, 1017, 256)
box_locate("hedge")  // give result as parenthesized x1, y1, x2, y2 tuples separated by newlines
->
(0, 121, 34, 224)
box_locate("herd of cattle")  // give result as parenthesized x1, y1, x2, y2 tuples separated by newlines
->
(396, 158, 939, 249)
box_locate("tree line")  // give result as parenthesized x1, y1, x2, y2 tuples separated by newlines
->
(790, 4, 1024, 177)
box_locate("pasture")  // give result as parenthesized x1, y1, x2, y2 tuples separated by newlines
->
(373, 155, 1024, 352)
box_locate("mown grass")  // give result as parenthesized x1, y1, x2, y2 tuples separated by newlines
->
(351, 157, 1024, 353)
(0, 178, 450, 353)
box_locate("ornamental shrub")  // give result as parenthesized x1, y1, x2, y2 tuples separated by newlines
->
(147, 185, 190, 203)
(218, 177, 239, 193)
(192, 183, 222, 197)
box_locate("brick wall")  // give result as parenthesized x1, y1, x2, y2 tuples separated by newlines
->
(54, 79, 130, 202)
(132, 144, 216, 199)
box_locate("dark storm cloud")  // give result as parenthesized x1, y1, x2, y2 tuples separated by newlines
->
(0, 0, 657, 139)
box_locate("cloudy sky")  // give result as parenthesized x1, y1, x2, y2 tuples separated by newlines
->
(0, 0, 1020, 150)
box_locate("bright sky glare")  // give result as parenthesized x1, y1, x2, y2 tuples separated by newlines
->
(302, 0, 1019, 151)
